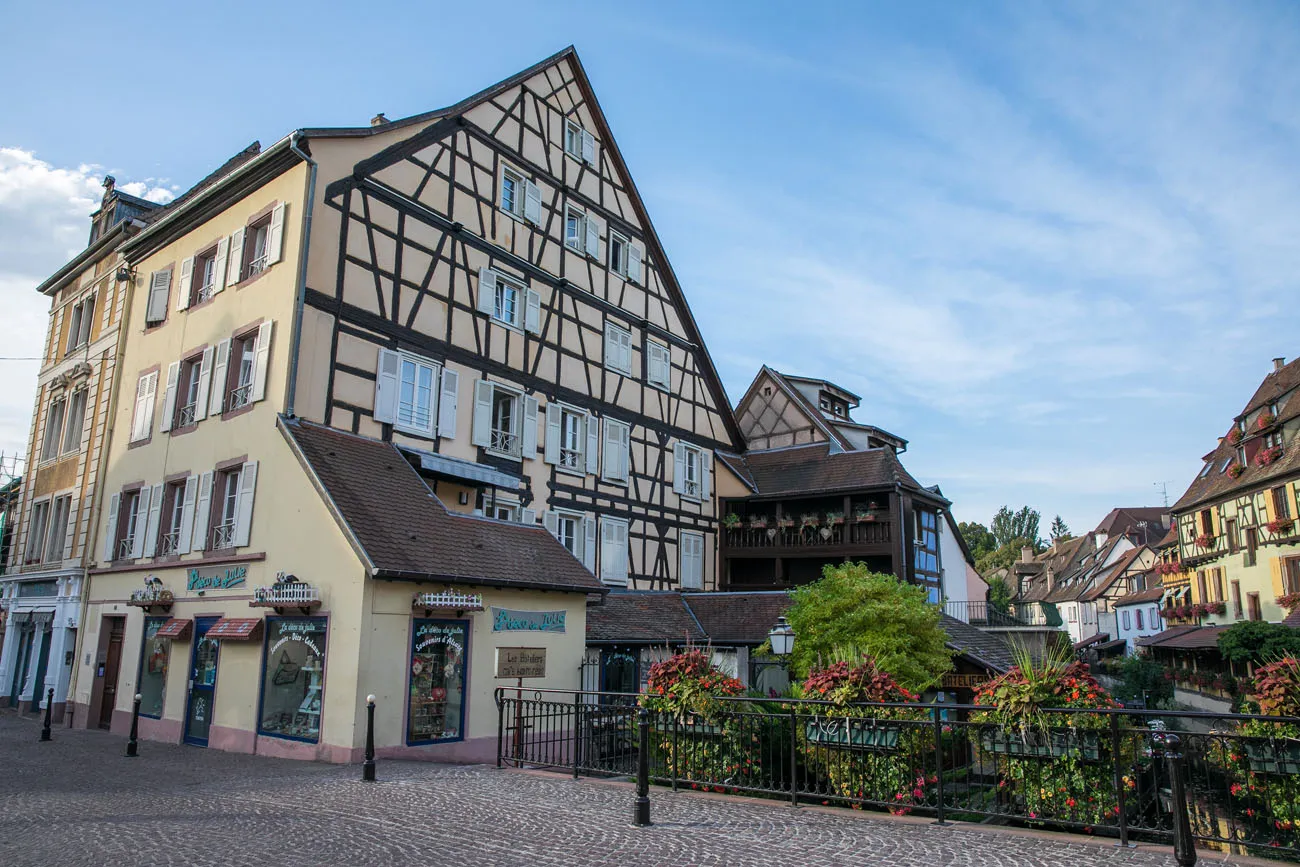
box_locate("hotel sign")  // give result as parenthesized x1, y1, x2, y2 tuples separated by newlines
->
(187, 565, 248, 592)
(491, 607, 566, 633)
(496, 647, 547, 678)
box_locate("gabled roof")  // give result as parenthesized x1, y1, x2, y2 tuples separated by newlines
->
(1080, 546, 1147, 602)
(724, 442, 937, 500)
(1173, 358, 1300, 513)
(940, 614, 1013, 673)
(682, 592, 791, 643)
(279, 417, 604, 594)
(1095, 507, 1169, 537)
(737, 366, 907, 453)
(1114, 585, 1165, 606)
(1137, 625, 1230, 650)
(586, 592, 706, 643)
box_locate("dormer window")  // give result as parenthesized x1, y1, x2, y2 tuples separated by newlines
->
(819, 398, 830, 410)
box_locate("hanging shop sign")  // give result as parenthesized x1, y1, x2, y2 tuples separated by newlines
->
(491, 607, 566, 633)
(187, 565, 248, 592)
(495, 647, 547, 678)
(941, 673, 991, 690)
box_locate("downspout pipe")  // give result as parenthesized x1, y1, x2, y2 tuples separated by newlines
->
(285, 131, 317, 419)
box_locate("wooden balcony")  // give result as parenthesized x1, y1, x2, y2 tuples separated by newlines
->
(721, 520, 892, 556)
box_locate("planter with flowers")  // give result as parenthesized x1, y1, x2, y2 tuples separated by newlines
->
(1256, 446, 1283, 467)
(797, 656, 931, 814)
(747, 515, 768, 530)
(640, 650, 759, 790)
(1227, 463, 1246, 479)
(1255, 412, 1277, 432)
(722, 513, 741, 530)
(1228, 428, 1245, 446)
(973, 646, 1127, 826)
(800, 514, 821, 532)
(1268, 517, 1295, 536)
(1276, 593, 1300, 612)
(1194, 533, 1214, 550)
(853, 506, 876, 523)
(777, 516, 796, 531)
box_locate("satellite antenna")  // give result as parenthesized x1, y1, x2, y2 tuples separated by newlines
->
(1153, 481, 1169, 509)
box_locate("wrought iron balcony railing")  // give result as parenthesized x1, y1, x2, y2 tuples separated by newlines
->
(490, 429, 519, 457)
(227, 383, 252, 412)
(210, 521, 237, 551)
(158, 530, 182, 556)
(176, 402, 197, 428)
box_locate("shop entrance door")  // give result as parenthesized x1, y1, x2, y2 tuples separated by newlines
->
(183, 618, 220, 747)
(97, 618, 124, 729)
(29, 625, 52, 713)
(8, 624, 35, 708)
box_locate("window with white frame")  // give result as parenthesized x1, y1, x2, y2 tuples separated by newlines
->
(564, 120, 597, 165)
(62, 389, 87, 454)
(673, 442, 710, 501)
(130, 372, 157, 443)
(560, 407, 584, 471)
(398, 354, 438, 433)
(602, 418, 630, 483)
(374, 348, 457, 440)
(565, 205, 600, 257)
(1136, 608, 1145, 629)
(158, 479, 189, 556)
(472, 380, 535, 460)
(1122, 610, 1131, 630)
(212, 468, 241, 550)
(500, 166, 541, 223)
(544, 402, 597, 475)
(679, 531, 704, 590)
(646, 341, 670, 390)
(485, 491, 527, 523)
(477, 268, 540, 333)
(544, 509, 589, 563)
(117, 489, 142, 560)
(41, 397, 67, 461)
(604, 323, 633, 375)
(195, 247, 219, 303)
(44, 494, 71, 564)
(65, 294, 95, 353)
(23, 500, 50, 564)
(599, 516, 629, 586)
(608, 230, 642, 283)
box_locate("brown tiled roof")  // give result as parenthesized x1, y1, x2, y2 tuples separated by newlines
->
(1285, 607, 1300, 628)
(729, 443, 930, 498)
(1136, 625, 1217, 649)
(1154, 527, 1179, 549)
(1173, 358, 1300, 512)
(1074, 633, 1111, 651)
(1095, 508, 1169, 538)
(280, 417, 604, 594)
(940, 614, 1014, 673)
(715, 451, 756, 492)
(682, 592, 792, 643)
(586, 593, 706, 643)
(1081, 546, 1146, 602)
(1114, 585, 1165, 606)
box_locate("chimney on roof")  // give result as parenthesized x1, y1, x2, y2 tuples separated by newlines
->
(1046, 565, 1055, 594)
(1020, 545, 1033, 563)
(370, 113, 389, 127)
(1274, 357, 1287, 373)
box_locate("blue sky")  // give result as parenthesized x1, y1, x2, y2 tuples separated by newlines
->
(3, 0, 1299, 534)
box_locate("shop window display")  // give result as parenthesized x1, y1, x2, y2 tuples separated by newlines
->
(137, 616, 170, 718)
(258, 618, 327, 741)
(408, 619, 468, 744)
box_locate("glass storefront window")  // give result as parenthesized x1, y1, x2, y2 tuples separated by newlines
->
(258, 617, 327, 742)
(137, 616, 170, 718)
(408, 619, 468, 744)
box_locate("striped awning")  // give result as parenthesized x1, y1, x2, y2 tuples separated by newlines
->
(155, 618, 193, 640)
(207, 618, 263, 641)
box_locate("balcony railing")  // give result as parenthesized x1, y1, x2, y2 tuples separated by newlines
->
(227, 383, 252, 412)
(247, 253, 268, 276)
(723, 520, 892, 550)
(559, 447, 582, 470)
(158, 530, 182, 556)
(176, 402, 197, 428)
(210, 521, 237, 551)
(117, 537, 135, 560)
(490, 429, 519, 457)
(252, 582, 321, 608)
(942, 600, 1028, 628)
(196, 280, 216, 303)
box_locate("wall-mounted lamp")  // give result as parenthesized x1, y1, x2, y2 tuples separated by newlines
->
(115, 266, 136, 283)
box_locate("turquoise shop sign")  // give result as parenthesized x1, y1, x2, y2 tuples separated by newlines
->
(187, 565, 248, 592)
(491, 607, 566, 633)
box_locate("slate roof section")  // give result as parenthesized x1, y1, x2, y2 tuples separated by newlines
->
(1095, 508, 1170, 539)
(1136, 625, 1209, 648)
(939, 614, 1014, 673)
(1285, 607, 1300, 629)
(1173, 358, 1300, 512)
(280, 417, 604, 594)
(1114, 585, 1166, 606)
(585, 592, 707, 643)
(1137, 625, 1231, 650)
(728, 443, 934, 499)
(682, 592, 792, 643)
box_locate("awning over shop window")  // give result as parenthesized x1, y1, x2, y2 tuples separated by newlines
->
(155, 618, 193, 640)
(8, 610, 54, 625)
(207, 618, 263, 641)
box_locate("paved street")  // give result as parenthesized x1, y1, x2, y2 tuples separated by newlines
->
(0, 712, 1228, 867)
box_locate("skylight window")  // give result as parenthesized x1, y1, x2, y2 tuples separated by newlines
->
(1198, 461, 1214, 479)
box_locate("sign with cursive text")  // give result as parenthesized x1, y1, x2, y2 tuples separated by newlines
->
(187, 565, 248, 592)
(491, 607, 566, 633)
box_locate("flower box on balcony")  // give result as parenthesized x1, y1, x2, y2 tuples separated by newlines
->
(127, 586, 174, 610)
(804, 717, 901, 752)
(1267, 518, 1295, 536)
(1255, 412, 1277, 431)
(722, 513, 741, 530)
(1256, 446, 1283, 467)
(1276, 592, 1300, 611)
(747, 516, 768, 530)
(654, 716, 724, 738)
(1227, 464, 1246, 479)
(824, 511, 845, 526)
(799, 514, 820, 530)
(1227, 428, 1244, 446)
(979, 728, 1101, 762)
(853, 510, 877, 523)
(1194, 533, 1214, 550)
(777, 517, 796, 530)
(1244, 739, 1300, 775)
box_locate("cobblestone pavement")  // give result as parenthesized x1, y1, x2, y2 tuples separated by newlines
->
(0, 712, 1222, 867)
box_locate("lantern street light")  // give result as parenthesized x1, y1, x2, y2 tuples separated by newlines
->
(768, 616, 795, 659)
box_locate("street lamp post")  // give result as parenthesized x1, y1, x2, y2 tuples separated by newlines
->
(767, 616, 796, 661)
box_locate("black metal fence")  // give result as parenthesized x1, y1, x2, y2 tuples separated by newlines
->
(496, 688, 1300, 861)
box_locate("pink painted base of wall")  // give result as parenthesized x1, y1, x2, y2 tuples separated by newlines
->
(364, 735, 497, 765)
(208, 724, 257, 754)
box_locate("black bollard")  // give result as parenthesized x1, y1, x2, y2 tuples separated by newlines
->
(39, 687, 54, 742)
(1164, 733, 1197, 867)
(125, 694, 142, 757)
(633, 707, 652, 827)
(362, 694, 377, 782)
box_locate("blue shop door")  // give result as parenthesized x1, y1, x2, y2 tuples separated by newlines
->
(183, 618, 221, 746)
(28, 626, 52, 712)
(8, 625, 35, 708)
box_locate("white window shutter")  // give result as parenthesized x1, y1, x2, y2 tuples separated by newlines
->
(544, 403, 561, 465)
(177, 475, 197, 553)
(525, 290, 541, 334)
(101, 493, 119, 562)
(212, 236, 230, 295)
(524, 180, 542, 224)
(250, 320, 273, 402)
(143, 483, 163, 557)
(437, 367, 459, 438)
(160, 362, 180, 433)
(673, 443, 687, 495)
(129, 487, 151, 559)
(581, 129, 596, 165)
(702, 451, 712, 499)
(374, 348, 400, 424)
(604, 419, 629, 482)
(628, 245, 642, 283)
(585, 216, 599, 257)
(267, 203, 287, 266)
(582, 515, 597, 572)
(543, 510, 559, 540)
(522, 396, 539, 457)
(146, 272, 170, 323)
(209, 339, 231, 417)
(176, 257, 194, 311)
(190, 472, 212, 553)
(477, 268, 497, 316)
(471, 379, 493, 447)
(232, 461, 258, 548)
(520, 508, 536, 526)
(142, 372, 157, 434)
(193, 346, 214, 422)
(130, 376, 149, 441)
(226, 229, 245, 285)
(585, 412, 599, 475)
